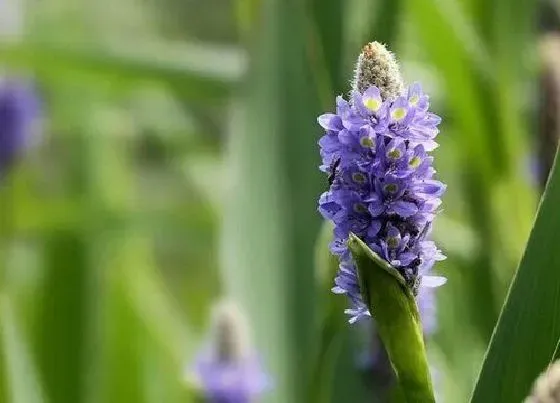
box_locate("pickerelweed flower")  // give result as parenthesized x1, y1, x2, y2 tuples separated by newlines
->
(318, 42, 446, 323)
(0, 77, 41, 175)
(188, 301, 270, 403)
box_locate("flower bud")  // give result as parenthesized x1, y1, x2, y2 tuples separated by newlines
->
(525, 359, 560, 403)
(351, 41, 405, 101)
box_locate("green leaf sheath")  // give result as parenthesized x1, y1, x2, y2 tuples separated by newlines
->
(348, 234, 435, 403)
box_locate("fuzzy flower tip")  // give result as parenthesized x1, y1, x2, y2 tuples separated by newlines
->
(351, 42, 404, 101)
(525, 360, 560, 403)
(0, 77, 41, 174)
(189, 301, 271, 403)
(318, 47, 446, 324)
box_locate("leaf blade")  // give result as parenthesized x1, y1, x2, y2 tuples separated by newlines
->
(470, 150, 560, 402)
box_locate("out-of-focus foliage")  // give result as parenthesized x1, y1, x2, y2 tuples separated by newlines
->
(471, 156, 560, 403)
(0, 0, 557, 402)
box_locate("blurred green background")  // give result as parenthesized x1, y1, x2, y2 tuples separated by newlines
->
(0, 0, 557, 401)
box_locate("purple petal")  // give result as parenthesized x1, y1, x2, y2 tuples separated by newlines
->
(398, 252, 416, 266)
(318, 134, 340, 153)
(368, 202, 385, 217)
(389, 200, 418, 218)
(337, 129, 354, 145)
(318, 113, 343, 131)
(413, 180, 446, 198)
(331, 286, 347, 294)
(367, 220, 382, 237)
(421, 276, 447, 288)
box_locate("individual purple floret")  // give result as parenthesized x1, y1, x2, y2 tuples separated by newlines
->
(318, 45, 446, 324)
(0, 77, 41, 174)
(188, 301, 270, 403)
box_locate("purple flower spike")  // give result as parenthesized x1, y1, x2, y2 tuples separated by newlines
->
(317, 44, 446, 324)
(189, 301, 271, 403)
(0, 77, 41, 175)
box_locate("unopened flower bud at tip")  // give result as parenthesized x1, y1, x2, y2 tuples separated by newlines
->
(210, 299, 251, 362)
(351, 41, 404, 101)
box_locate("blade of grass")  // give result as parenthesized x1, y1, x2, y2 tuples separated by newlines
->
(310, 221, 350, 403)
(368, 0, 402, 46)
(33, 231, 88, 403)
(221, 0, 322, 397)
(470, 149, 560, 402)
(80, 100, 196, 403)
(0, 295, 45, 403)
(309, 0, 344, 94)
(0, 42, 244, 102)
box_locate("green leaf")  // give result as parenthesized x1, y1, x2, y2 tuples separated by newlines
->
(369, 0, 402, 46)
(0, 295, 45, 403)
(348, 233, 435, 403)
(0, 42, 243, 102)
(310, 221, 351, 403)
(470, 152, 560, 402)
(406, 0, 538, 345)
(220, 0, 323, 401)
(33, 231, 89, 403)
(310, 0, 344, 95)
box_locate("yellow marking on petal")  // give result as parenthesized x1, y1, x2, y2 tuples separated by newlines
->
(391, 107, 406, 121)
(384, 183, 398, 194)
(388, 149, 402, 159)
(409, 156, 421, 168)
(360, 136, 375, 148)
(364, 97, 381, 112)
(409, 95, 419, 106)
(387, 236, 399, 249)
(352, 172, 367, 184)
(353, 203, 368, 214)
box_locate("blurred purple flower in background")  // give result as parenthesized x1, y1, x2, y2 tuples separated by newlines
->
(188, 301, 270, 403)
(0, 77, 41, 175)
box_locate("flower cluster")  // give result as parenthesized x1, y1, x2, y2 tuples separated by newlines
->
(318, 83, 447, 323)
(0, 77, 41, 175)
(189, 301, 270, 403)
